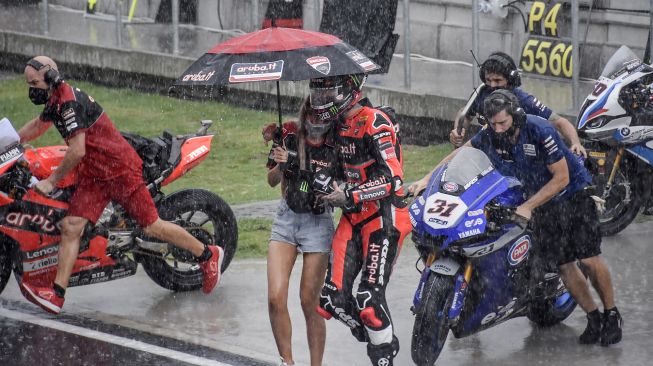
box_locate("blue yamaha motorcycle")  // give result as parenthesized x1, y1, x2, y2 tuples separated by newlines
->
(409, 147, 577, 366)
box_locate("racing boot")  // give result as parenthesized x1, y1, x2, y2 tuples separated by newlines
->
(199, 246, 224, 294)
(316, 305, 369, 342)
(579, 309, 601, 344)
(367, 335, 399, 366)
(20, 282, 65, 315)
(600, 308, 623, 346)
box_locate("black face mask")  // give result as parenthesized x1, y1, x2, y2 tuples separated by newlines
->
(28, 87, 49, 105)
(486, 85, 507, 93)
(489, 125, 517, 159)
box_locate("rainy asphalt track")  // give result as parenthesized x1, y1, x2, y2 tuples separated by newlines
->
(1, 215, 653, 366)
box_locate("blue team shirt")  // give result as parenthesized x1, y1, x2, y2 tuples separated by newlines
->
(470, 115, 592, 202)
(468, 87, 553, 120)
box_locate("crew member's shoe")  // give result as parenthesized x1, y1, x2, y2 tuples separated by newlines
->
(20, 282, 64, 315)
(579, 309, 601, 344)
(199, 246, 224, 294)
(643, 205, 653, 216)
(601, 308, 623, 346)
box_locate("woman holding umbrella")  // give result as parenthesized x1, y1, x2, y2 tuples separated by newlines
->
(263, 97, 337, 366)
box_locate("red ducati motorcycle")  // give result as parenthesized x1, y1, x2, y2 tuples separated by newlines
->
(0, 118, 237, 299)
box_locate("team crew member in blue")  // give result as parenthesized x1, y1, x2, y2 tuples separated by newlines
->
(263, 98, 335, 366)
(450, 52, 586, 157)
(410, 89, 622, 346)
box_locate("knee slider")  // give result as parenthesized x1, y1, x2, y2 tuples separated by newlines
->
(356, 284, 388, 329)
(318, 282, 360, 328)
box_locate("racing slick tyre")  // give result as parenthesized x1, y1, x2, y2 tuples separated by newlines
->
(0, 235, 14, 295)
(136, 189, 238, 292)
(527, 276, 577, 327)
(411, 273, 455, 366)
(595, 157, 651, 237)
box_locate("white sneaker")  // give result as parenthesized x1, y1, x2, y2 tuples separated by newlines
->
(279, 357, 294, 366)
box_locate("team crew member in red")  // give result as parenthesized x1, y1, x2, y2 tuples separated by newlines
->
(313, 74, 412, 366)
(18, 56, 223, 315)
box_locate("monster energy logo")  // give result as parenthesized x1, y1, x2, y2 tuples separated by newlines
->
(330, 106, 339, 114)
(300, 180, 309, 192)
(351, 74, 361, 86)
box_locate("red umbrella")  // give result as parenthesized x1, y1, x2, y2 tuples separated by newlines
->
(174, 26, 379, 127)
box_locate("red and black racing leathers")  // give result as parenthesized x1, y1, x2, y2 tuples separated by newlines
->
(317, 99, 412, 364)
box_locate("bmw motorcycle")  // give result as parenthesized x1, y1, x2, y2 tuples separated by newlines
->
(0, 117, 237, 301)
(576, 45, 653, 236)
(409, 147, 576, 366)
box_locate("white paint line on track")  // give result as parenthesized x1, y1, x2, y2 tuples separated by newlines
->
(0, 307, 233, 366)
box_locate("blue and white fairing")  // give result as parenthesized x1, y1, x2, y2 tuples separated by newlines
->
(410, 147, 523, 248)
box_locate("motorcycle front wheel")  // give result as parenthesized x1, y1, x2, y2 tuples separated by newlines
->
(596, 156, 651, 236)
(527, 276, 577, 327)
(136, 189, 238, 292)
(411, 272, 455, 366)
(0, 234, 15, 295)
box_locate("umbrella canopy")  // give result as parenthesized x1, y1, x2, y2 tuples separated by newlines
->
(174, 26, 379, 86)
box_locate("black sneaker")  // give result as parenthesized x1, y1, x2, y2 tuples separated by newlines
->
(601, 309, 623, 346)
(643, 205, 653, 216)
(579, 310, 602, 344)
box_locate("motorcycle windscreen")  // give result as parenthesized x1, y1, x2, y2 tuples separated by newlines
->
(0, 117, 24, 173)
(443, 147, 494, 187)
(601, 46, 641, 79)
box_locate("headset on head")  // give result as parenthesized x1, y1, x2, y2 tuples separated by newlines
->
(485, 89, 526, 128)
(26, 58, 62, 88)
(479, 52, 521, 88)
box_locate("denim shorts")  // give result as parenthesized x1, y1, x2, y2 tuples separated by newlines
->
(269, 199, 335, 253)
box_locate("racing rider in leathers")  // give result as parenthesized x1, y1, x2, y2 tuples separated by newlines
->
(18, 56, 222, 314)
(313, 74, 412, 366)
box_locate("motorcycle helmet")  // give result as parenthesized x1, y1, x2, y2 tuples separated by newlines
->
(309, 74, 366, 122)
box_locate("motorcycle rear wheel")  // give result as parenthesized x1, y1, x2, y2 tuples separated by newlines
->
(136, 189, 238, 292)
(411, 273, 455, 366)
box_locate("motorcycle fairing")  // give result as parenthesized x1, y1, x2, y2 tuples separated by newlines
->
(578, 81, 624, 130)
(0, 144, 24, 174)
(23, 146, 78, 187)
(412, 166, 515, 248)
(626, 142, 653, 166)
(161, 135, 214, 186)
(451, 234, 532, 337)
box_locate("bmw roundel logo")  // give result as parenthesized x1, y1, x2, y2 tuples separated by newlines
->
(621, 127, 631, 136)
(442, 182, 459, 192)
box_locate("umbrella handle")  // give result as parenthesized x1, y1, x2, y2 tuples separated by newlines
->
(276, 81, 283, 130)
(265, 126, 284, 169)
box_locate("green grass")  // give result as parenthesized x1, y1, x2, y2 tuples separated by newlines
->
(0, 75, 449, 257)
(236, 218, 273, 258)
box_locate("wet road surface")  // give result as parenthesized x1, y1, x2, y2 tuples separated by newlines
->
(1, 219, 652, 365)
